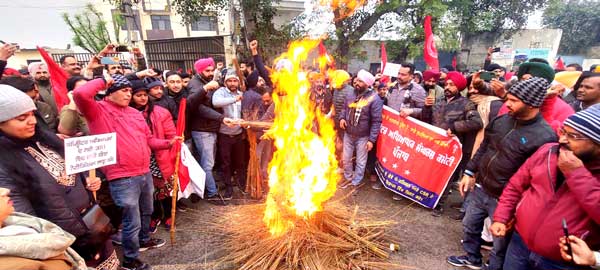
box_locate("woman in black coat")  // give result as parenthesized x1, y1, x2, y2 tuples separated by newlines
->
(0, 84, 119, 270)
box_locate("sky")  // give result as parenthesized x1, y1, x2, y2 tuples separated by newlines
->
(0, 0, 545, 51)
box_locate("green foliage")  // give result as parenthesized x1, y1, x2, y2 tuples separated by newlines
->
(543, 0, 600, 54)
(62, 4, 113, 53)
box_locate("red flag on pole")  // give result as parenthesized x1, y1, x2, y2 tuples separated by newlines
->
(554, 56, 565, 71)
(36, 46, 69, 111)
(380, 42, 390, 84)
(452, 55, 457, 70)
(423, 15, 440, 71)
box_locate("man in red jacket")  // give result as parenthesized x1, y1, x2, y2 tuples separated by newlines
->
(74, 74, 180, 270)
(491, 104, 600, 269)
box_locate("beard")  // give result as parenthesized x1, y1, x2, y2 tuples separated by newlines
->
(200, 74, 214, 82)
(424, 83, 435, 90)
(507, 105, 527, 118)
(37, 77, 50, 85)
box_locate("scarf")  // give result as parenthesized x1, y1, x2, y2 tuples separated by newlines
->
(0, 212, 88, 270)
(469, 94, 500, 158)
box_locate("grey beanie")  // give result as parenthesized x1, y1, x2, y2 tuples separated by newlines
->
(0, 85, 36, 122)
(507, 77, 549, 108)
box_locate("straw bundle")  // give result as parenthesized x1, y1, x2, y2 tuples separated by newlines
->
(216, 202, 414, 270)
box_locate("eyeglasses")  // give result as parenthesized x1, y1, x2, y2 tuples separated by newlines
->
(559, 127, 590, 141)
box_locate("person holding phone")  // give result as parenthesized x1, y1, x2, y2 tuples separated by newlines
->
(490, 105, 600, 269)
(560, 235, 600, 268)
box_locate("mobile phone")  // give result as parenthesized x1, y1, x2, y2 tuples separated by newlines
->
(562, 218, 573, 261)
(101, 57, 119, 65)
(115, 45, 130, 52)
(480, 71, 495, 81)
(492, 47, 501, 53)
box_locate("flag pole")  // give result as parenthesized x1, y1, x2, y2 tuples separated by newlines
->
(170, 143, 181, 246)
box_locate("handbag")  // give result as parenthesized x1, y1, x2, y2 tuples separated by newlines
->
(82, 203, 113, 239)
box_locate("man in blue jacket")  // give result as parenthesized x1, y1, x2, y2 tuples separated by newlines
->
(339, 69, 383, 191)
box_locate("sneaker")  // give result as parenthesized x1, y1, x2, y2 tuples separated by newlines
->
(338, 179, 351, 188)
(164, 218, 172, 230)
(176, 203, 188, 212)
(139, 238, 166, 252)
(149, 219, 161, 234)
(451, 211, 465, 221)
(371, 182, 383, 190)
(111, 230, 122, 246)
(431, 206, 444, 217)
(392, 195, 403, 201)
(446, 255, 482, 269)
(223, 189, 233, 200)
(122, 258, 151, 270)
(480, 239, 493, 251)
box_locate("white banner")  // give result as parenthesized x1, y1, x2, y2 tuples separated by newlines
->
(64, 133, 117, 175)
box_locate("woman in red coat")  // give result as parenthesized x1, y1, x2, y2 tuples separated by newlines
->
(129, 80, 177, 232)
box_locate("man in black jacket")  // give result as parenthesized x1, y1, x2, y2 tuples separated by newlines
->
(187, 58, 231, 200)
(447, 77, 558, 270)
(421, 71, 483, 217)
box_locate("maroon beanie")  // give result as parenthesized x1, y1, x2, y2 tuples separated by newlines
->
(445, 71, 467, 90)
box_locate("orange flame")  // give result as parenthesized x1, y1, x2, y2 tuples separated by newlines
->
(263, 40, 340, 236)
(323, 0, 367, 20)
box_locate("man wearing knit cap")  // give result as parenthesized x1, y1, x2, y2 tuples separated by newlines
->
(485, 63, 506, 82)
(387, 63, 427, 118)
(423, 69, 444, 100)
(74, 74, 181, 270)
(144, 76, 177, 121)
(491, 104, 600, 269)
(448, 77, 558, 270)
(338, 69, 383, 191)
(213, 69, 246, 199)
(421, 71, 483, 217)
(29, 62, 58, 114)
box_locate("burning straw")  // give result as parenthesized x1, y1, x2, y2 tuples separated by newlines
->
(216, 201, 413, 270)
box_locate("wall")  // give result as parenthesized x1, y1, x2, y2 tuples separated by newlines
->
(6, 48, 74, 69)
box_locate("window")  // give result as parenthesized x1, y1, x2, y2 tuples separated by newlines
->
(191, 16, 218, 31)
(151, 15, 171, 30)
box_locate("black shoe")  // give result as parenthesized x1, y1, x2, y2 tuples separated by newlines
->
(223, 189, 233, 200)
(431, 206, 443, 217)
(189, 194, 201, 203)
(176, 202, 188, 212)
(206, 194, 224, 205)
(122, 258, 151, 270)
(139, 238, 166, 252)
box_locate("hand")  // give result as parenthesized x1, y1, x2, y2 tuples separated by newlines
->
(547, 84, 564, 98)
(339, 119, 347, 130)
(216, 61, 224, 70)
(366, 141, 374, 151)
(55, 133, 71, 140)
(235, 95, 243, 102)
(169, 136, 183, 146)
(489, 222, 507, 237)
(204, 81, 220, 91)
(375, 73, 383, 80)
(132, 47, 143, 57)
(136, 68, 158, 79)
(446, 129, 454, 137)
(490, 79, 506, 98)
(425, 96, 435, 106)
(85, 176, 102, 192)
(98, 43, 116, 57)
(67, 92, 77, 111)
(458, 175, 475, 198)
(249, 40, 259, 56)
(487, 47, 494, 55)
(103, 72, 114, 88)
(86, 55, 103, 71)
(560, 235, 596, 265)
(223, 117, 236, 127)
(0, 44, 17, 61)
(558, 148, 584, 174)
(399, 108, 413, 118)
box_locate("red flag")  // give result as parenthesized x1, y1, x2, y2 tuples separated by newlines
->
(452, 55, 457, 70)
(380, 42, 390, 84)
(36, 47, 69, 111)
(423, 15, 440, 71)
(554, 56, 565, 70)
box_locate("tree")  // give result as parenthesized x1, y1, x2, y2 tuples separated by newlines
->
(451, 0, 548, 48)
(543, 0, 600, 54)
(63, 4, 114, 53)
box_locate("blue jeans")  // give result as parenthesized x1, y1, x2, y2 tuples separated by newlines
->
(462, 186, 510, 270)
(191, 131, 218, 197)
(342, 134, 369, 185)
(108, 173, 154, 260)
(504, 232, 588, 270)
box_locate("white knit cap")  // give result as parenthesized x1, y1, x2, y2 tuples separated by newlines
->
(357, 69, 375, 86)
(0, 85, 36, 122)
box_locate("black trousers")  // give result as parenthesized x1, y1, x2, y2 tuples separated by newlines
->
(217, 132, 247, 192)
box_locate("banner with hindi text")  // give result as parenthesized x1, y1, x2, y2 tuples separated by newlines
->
(375, 106, 462, 209)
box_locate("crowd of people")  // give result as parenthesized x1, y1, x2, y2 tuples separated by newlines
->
(0, 39, 599, 270)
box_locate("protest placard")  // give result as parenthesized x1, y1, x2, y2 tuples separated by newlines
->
(375, 106, 462, 209)
(382, 63, 402, 77)
(64, 133, 117, 175)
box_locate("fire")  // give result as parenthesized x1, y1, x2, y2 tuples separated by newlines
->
(263, 40, 340, 236)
